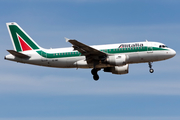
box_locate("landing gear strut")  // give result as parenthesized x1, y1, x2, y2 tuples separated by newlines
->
(91, 68, 100, 81)
(148, 62, 154, 73)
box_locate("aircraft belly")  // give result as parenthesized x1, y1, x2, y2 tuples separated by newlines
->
(127, 52, 155, 63)
(48, 57, 80, 68)
(152, 51, 171, 61)
(138, 52, 155, 62)
(19, 56, 88, 68)
(66, 57, 82, 68)
(127, 53, 140, 63)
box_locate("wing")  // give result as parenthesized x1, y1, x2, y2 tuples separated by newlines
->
(66, 38, 107, 62)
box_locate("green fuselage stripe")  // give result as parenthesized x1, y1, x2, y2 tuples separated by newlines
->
(36, 46, 167, 59)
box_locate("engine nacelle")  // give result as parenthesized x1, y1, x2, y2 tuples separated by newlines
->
(106, 54, 128, 66)
(104, 64, 129, 75)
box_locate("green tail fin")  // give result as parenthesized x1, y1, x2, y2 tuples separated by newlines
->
(6, 22, 41, 52)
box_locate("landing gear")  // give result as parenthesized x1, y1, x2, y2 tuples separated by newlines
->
(148, 62, 154, 73)
(149, 68, 154, 73)
(93, 75, 99, 80)
(91, 68, 100, 81)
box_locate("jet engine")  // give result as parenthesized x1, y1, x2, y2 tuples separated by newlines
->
(106, 54, 128, 66)
(104, 64, 129, 75)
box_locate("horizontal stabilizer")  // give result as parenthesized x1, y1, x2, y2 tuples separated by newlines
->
(7, 50, 30, 58)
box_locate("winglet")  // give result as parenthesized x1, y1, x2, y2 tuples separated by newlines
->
(65, 37, 70, 42)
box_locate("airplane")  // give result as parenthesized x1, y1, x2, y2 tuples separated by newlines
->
(4, 22, 176, 81)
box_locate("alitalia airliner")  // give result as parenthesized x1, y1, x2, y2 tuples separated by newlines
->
(5, 22, 176, 80)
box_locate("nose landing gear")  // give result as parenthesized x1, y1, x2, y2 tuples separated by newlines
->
(91, 68, 100, 81)
(148, 62, 154, 73)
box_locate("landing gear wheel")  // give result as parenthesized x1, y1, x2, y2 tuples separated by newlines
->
(91, 68, 97, 75)
(93, 75, 99, 81)
(91, 68, 101, 81)
(149, 69, 154, 73)
(148, 62, 154, 73)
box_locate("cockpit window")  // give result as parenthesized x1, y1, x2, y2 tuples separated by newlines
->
(159, 45, 167, 48)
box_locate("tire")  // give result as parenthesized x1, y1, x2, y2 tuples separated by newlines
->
(149, 69, 154, 73)
(91, 68, 97, 75)
(93, 75, 99, 81)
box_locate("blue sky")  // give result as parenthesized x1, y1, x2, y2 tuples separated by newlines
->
(0, 0, 180, 120)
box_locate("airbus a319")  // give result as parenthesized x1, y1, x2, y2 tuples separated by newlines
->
(5, 23, 176, 80)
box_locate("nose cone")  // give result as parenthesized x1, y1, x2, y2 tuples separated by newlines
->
(166, 49, 176, 60)
(170, 49, 176, 57)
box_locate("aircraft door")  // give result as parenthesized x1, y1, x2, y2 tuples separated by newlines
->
(147, 42, 153, 53)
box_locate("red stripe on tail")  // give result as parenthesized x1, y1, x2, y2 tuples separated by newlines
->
(18, 36, 32, 51)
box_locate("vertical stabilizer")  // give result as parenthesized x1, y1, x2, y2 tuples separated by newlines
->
(6, 22, 41, 52)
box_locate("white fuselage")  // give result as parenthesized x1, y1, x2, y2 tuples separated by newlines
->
(5, 41, 176, 69)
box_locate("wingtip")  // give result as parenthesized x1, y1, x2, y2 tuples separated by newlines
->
(65, 37, 70, 42)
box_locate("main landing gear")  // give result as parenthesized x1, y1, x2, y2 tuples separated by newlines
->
(148, 62, 154, 73)
(91, 68, 100, 81)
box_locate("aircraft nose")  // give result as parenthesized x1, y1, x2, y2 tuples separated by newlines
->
(167, 49, 176, 58)
(171, 49, 176, 57)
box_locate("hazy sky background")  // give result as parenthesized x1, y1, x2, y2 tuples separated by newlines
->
(0, 0, 180, 120)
